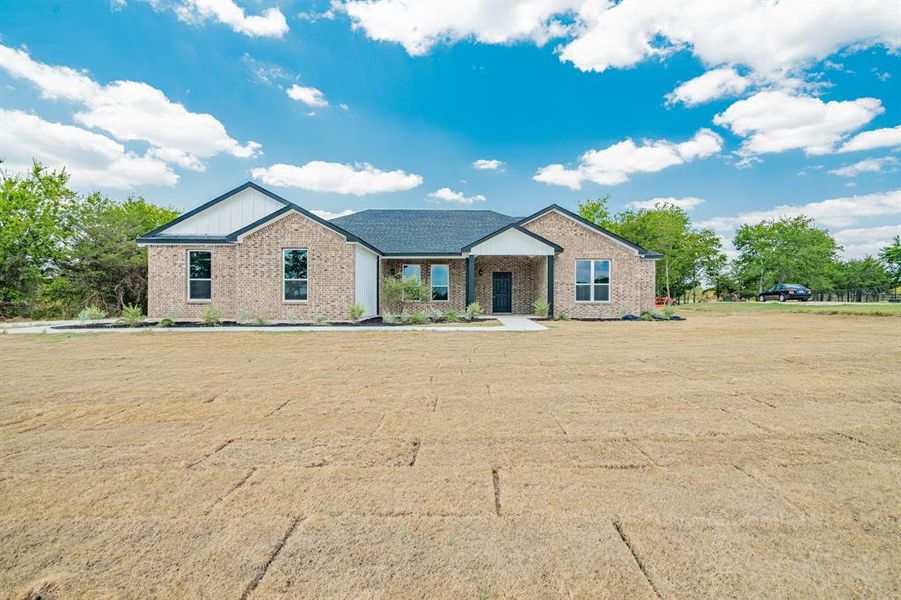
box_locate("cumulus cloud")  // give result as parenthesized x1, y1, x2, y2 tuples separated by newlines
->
(666, 68, 751, 106)
(172, 0, 288, 38)
(626, 196, 705, 211)
(311, 208, 355, 220)
(0, 44, 260, 174)
(286, 84, 329, 108)
(251, 161, 423, 195)
(828, 157, 898, 178)
(0, 109, 178, 189)
(339, 0, 579, 56)
(837, 125, 901, 153)
(533, 129, 722, 189)
(472, 159, 504, 170)
(338, 1, 897, 92)
(833, 224, 901, 258)
(713, 90, 883, 157)
(698, 190, 901, 231)
(427, 187, 487, 204)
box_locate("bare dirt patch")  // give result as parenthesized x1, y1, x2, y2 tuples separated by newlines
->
(1, 312, 899, 597)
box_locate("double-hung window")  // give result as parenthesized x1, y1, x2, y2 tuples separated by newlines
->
(430, 264, 449, 301)
(283, 249, 308, 301)
(402, 264, 422, 301)
(188, 250, 212, 301)
(575, 259, 610, 302)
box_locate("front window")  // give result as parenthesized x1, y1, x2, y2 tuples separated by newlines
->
(575, 259, 610, 302)
(402, 264, 422, 301)
(284, 249, 308, 301)
(188, 250, 211, 300)
(431, 264, 449, 301)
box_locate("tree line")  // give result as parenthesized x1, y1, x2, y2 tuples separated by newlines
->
(1, 164, 898, 319)
(577, 196, 899, 301)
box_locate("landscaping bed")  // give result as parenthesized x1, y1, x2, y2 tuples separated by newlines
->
(52, 317, 502, 330)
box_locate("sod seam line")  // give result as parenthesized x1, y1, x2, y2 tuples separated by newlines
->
(266, 399, 291, 418)
(204, 467, 256, 515)
(240, 515, 304, 600)
(492, 467, 501, 517)
(627, 439, 658, 466)
(552, 414, 567, 435)
(188, 438, 234, 469)
(613, 519, 663, 599)
(732, 464, 810, 517)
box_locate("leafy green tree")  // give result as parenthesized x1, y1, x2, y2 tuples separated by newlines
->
(0, 164, 76, 314)
(577, 195, 617, 230)
(879, 236, 901, 285)
(733, 216, 839, 293)
(834, 257, 892, 290)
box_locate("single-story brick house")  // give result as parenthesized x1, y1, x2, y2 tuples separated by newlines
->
(138, 182, 661, 321)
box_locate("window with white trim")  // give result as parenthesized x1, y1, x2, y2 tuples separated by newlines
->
(402, 264, 422, 301)
(283, 249, 308, 301)
(575, 259, 610, 302)
(430, 264, 449, 301)
(188, 250, 212, 301)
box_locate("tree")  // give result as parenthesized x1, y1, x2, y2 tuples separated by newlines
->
(577, 195, 617, 230)
(733, 216, 839, 293)
(879, 236, 901, 285)
(0, 164, 76, 315)
(834, 257, 892, 290)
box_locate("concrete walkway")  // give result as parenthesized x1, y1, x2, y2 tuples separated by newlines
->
(1, 315, 547, 334)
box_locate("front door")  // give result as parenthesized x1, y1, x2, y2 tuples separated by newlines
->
(492, 272, 512, 313)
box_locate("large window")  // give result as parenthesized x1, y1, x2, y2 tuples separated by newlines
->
(283, 249, 308, 301)
(430, 264, 449, 301)
(188, 250, 211, 301)
(575, 259, 610, 302)
(402, 264, 422, 301)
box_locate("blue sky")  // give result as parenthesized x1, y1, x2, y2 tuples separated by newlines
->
(1, 0, 899, 257)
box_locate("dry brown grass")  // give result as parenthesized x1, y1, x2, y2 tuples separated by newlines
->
(1, 312, 899, 598)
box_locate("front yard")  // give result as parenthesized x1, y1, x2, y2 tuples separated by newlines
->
(1, 313, 899, 597)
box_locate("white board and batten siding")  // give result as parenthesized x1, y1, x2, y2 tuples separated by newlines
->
(166, 187, 283, 236)
(355, 246, 379, 318)
(468, 227, 555, 256)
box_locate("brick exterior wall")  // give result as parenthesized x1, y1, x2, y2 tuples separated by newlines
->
(522, 211, 657, 318)
(147, 212, 356, 322)
(473, 255, 545, 314)
(379, 258, 466, 314)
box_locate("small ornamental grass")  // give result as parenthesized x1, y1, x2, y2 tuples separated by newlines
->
(78, 306, 107, 322)
(201, 305, 221, 326)
(348, 303, 366, 323)
(118, 304, 145, 327)
(313, 314, 328, 325)
(532, 298, 550, 318)
(158, 311, 176, 327)
(442, 310, 462, 323)
(465, 302, 483, 321)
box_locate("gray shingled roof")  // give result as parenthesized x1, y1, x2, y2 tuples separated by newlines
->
(332, 209, 521, 255)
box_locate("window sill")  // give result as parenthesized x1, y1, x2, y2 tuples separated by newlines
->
(283, 300, 309, 304)
(187, 300, 212, 304)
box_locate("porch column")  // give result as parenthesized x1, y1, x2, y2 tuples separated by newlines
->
(466, 255, 475, 307)
(547, 254, 555, 318)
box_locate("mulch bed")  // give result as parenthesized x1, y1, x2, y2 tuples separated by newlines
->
(53, 317, 501, 330)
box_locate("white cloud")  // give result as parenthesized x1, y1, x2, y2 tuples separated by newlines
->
(833, 224, 901, 258)
(626, 196, 705, 211)
(286, 84, 329, 108)
(339, 0, 579, 56)
(698, 190, 901, 231)
(666, 68, 751, 106)
(173, 0, 288, 38)
(427, 187, 487, 204)
(339, 103, 350, 110)
(558, 0, 898, 82)
(713, 90, 883, 157)
(828, 157, 898, 178)
(472, 158, 503, 170)
(837, 125, 901, 153)
(311, 208, 355, 220)
(0, 45, 260, 173)
(0, 109, 178, 189)
(534, 129, 722, 189)
(251, 161, 423, 195)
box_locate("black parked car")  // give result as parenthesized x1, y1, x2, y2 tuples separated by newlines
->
(758, 284, 811, 302)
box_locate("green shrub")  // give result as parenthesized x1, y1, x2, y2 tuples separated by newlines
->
(118, 303, 145, 327)
(465, 302, 483, 320)
(382, 311, 399, 324)
(285, 308, 299, 324)
(423, 305, 443, 322)
(408, 312, 429, 325)
(663, 305, 676, 319)
(313, 314, 328, 325)
(78, 306, 107, 321)
(382, 275, 429, 312)
(348, 302, 366, 322)
(556, 311, 570, 321)
(532, 298, 550, 317)
(639, 311, 655, 321)
(253, 316, 267, 326)
(157, 310, 176, 327)
(201, 305, 220, 326)
(442, 310, 461, 322)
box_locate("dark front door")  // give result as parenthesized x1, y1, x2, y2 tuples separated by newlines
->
(492, 272, 512, 313)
